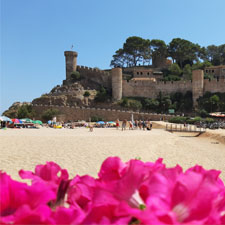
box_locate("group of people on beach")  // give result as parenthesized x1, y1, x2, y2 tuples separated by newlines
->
(116, 119, 153, 131)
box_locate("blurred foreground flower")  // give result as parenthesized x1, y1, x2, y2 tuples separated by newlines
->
(0, 157, 225, 224)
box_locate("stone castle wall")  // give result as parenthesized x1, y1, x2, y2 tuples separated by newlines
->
(32, 105, 175, 122)
(123, 80, 192, 98)
(77, 65, 111, 90)
(204, 78, 225, 93)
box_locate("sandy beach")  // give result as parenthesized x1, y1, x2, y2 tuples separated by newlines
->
(1, 123, 225, 183)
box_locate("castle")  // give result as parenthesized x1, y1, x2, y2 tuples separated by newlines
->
(64, 51, 225, 108)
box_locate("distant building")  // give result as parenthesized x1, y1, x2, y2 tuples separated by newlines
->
(204, 65, 225, 79)
(123, 67, 163, 81)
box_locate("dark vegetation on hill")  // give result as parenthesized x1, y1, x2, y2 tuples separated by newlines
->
(111, 36, 225, 81)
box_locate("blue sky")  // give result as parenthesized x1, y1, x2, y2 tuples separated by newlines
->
(1, 0, 225, 114)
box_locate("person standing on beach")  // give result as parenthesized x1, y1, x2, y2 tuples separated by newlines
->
(116, 119, 120, 130)
(134, 120, 138, 129)
(122, 119, 127, 131)
(150, 121, 153, 130)
(129, 121, 133, 130)
(89, 123, 94, 132)
(138, 120, 142, 130)
(142, 120, 146, 131)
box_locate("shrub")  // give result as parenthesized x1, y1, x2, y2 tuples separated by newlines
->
(205, 117, 214, 123)
(186, 117, 203, 124)
(42, 108, 59, 122)
(17, 105, 35, 119)
(91, 116, 104, 122)
(198, 109, 209, 118)
(70, 71, 81, 81)
(163, 75, 181, 81)
(169, 116, 187, 124)
(95, 87, 110, 102)
(120, 98, 142, 110)
(83, 91, 90, 97)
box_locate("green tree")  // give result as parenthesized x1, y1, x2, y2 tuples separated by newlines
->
(205, 45, 221, 66)
(192, 61, 212, 70)
(42, 108, 59, 122)
(209, 94, 220, 112)
(111, 36, 151, 67)
(150, 39, 167, 67)
(168, 63, 182, 76)
(168, 38, 201, 68)
(183, 64, 192, 80)
(95, 87, 110, 102)
(144, 98, 159, 110)
(110, 48, 130, 68)
(17, 105, 35, 119)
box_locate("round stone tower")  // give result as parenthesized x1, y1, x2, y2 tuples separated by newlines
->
(112, 67, 122, 101)
(192, 70, 204, 109)
(64, 51, 78, 80)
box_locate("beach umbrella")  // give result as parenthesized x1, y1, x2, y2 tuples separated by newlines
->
(0, 116, 12, 122)
(12, 118, 22, 124)
(33, 120, 43, 125)
(21, 118, 33, 123)
(108, 121, 116, 125)
(97, 121, 105, 124)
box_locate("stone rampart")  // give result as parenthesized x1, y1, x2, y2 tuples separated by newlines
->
(204, 78, 225, 93)
(77, 65, 111, 89)
(32, 104, 175, 122)
(123, 80, 192, 98)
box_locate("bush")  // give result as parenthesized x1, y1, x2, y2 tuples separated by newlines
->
(95, 87, 110, 102)
(198, 109, 209, 118)
(42, 108, 59, 122)
(169, 116, 187, 124)
(120, 98, 142, 110)
(186, 117, 203, 124)
(17, 105, 35, 119)
(71, 71, 81, 81)
(205, 117, 214, 123)
(83, 91, 90, 97)
(163, 75, 181, 81)
(91, 116, 104, 122)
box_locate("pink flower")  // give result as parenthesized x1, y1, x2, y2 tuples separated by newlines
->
(0, 172, 55, 224)
(98, 156, 126, 182)
(51, 206, 85, 224)
(19, 162, 69, 193)
(67, 175, 96, 211)
(170, 168, 225, 223)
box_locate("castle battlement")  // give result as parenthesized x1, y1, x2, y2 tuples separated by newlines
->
(204, 78, 225, 93)
(64, 51, 225, 108)
(77, 65, 110, 76)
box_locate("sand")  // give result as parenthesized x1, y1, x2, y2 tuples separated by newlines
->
(1, 123, 225, 183)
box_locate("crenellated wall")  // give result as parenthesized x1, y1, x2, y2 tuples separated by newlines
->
(123, 79, 192, 98)
(32, 104, 175, 122)
(204, 78, 225, 93)
(77, 65, 112, 90)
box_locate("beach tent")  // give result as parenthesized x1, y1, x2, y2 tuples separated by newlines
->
(108, 121, 116, 125)
(21, 118, 33, 123)
(97, 121, 105, 124)
(0, 116, 12, 122)
(12, 118, 22, 124)
(33, 120, 43, 125)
